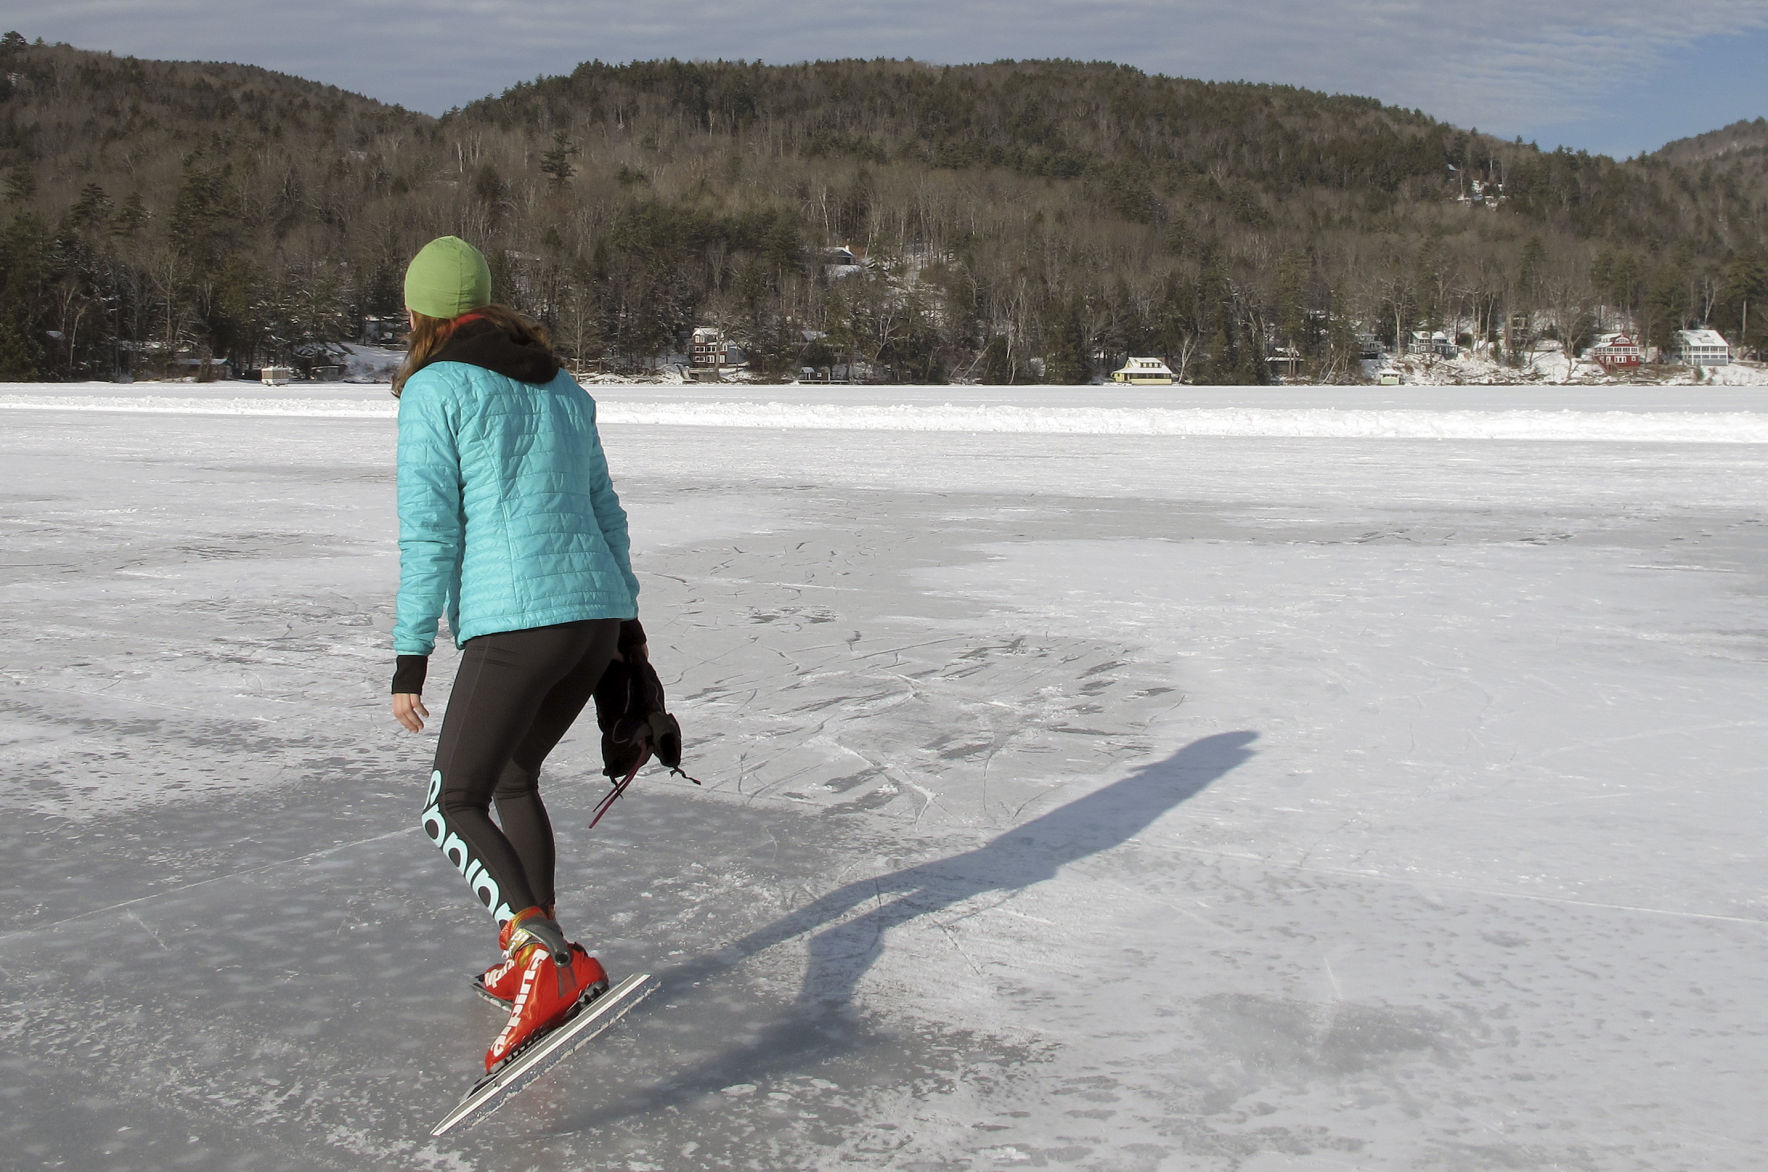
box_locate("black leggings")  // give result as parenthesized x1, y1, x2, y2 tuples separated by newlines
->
(419, 619, 621, 925)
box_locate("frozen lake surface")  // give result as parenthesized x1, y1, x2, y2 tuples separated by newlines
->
(1, 381, 1765, 1169)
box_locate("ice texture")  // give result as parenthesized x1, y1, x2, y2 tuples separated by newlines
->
(1, 382, 1764, 1170)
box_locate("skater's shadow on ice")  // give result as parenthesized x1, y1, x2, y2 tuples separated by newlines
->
(564, 730, 1257, 1128)
(736, 728, 1258, 1011)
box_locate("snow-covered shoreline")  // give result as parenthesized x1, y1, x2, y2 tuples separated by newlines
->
(1373, 346, 1768, 388)
(5, 381, 1767, 442)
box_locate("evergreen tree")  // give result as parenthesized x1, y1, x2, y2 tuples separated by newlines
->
(0, 211, 51, 378)
(1042, 296, 1090, 383)
(1642, 262, 1689, 354)
(540, 130, 578, 186)
(1718, 250, 1767, 357)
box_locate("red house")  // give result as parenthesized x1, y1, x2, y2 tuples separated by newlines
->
(1588, 332, 1644, 371)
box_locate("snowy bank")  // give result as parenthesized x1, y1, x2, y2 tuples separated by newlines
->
(596, 401, 1768, 443)
(1376, 346, 1768, 387)
(4, 382, 1767, 442)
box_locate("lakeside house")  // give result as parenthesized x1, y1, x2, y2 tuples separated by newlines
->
(1110, 357, 1175, 385)
(1409, 329, 1459, 358)
(690, 327, 746, 374)
(169, 356, 233, 380)
(1666, 328, 1732, 367)
(1587, 332, 1645, 371)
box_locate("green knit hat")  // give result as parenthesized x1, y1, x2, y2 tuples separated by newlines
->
(404, 236, 491, 319)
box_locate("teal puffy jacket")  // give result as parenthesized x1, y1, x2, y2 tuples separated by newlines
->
(394, 360, 639, 655)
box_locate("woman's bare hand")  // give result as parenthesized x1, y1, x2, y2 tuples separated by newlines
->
(393, 692, 429, 733)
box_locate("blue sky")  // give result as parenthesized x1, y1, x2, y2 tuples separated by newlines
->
(8, 0, 1767, 159)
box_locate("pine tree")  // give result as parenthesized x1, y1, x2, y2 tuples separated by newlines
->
(1042, 296, 1090, 383)
(540, 130, 578, 186)
(0, 211, 50, 378)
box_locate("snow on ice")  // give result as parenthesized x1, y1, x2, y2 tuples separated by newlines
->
(0, 380, 1765, 1170)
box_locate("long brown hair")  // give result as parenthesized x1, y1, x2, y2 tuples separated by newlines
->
(391, 304, 555, 397)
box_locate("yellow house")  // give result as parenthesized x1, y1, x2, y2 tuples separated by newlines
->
(1110, 357, 1175, 385)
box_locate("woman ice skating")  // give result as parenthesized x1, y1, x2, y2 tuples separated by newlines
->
(389, 235, 644, 1072)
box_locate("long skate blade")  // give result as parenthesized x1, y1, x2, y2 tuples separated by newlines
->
(430, 972, 658, 1137)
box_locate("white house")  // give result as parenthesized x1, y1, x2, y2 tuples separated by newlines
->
(1667, 328, 1731, 367)
(1110, 357, 1175, 385)
(1409, 329, 1458, 358)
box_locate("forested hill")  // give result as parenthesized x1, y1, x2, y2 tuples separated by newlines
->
(1651, 117, 1768, 166)
(1, 34, 1763, 384)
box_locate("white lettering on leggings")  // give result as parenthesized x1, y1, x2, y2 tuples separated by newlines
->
(422, 768, 514, 923)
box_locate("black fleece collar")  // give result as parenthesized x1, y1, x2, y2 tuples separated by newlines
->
(428, 315, 561, 385)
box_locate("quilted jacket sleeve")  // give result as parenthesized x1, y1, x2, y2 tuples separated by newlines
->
(394, 372, 464, 655)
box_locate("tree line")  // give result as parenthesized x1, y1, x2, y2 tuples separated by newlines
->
(2, 33, 1765, 384)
